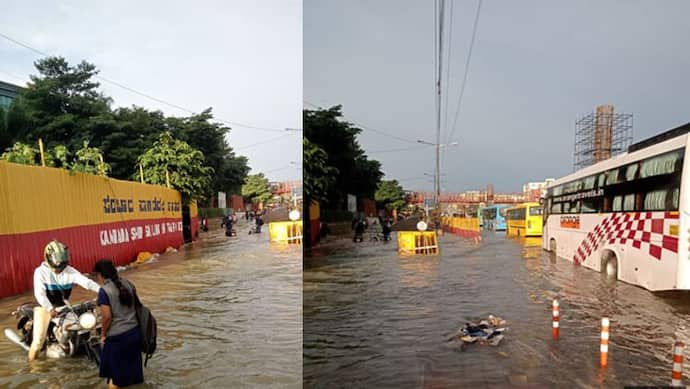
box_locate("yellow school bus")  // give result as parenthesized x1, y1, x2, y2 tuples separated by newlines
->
(506, 202, 543, 237)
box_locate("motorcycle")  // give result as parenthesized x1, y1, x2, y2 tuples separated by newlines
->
(248, 219, 264, 235)
(4, 299, 102, 364)
(224, 222, 237, 237)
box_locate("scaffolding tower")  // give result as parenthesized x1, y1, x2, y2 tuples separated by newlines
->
(573, 105, 633, 171)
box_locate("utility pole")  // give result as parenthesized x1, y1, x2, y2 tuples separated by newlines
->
(435, 0, 444, 213)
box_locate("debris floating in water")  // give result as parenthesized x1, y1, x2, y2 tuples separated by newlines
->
(447, 315, 507, 347)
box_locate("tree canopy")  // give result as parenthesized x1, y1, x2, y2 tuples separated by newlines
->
(375, 179, 406, 211)
(137, 131, 213, 203)
(1, 56, 250, 200)
(303, 137, 337, 204)
(303, 105, 383, 209)
(241, 173, 272, 205)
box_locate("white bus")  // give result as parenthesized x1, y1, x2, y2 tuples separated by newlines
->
(542, 123, 690, 291)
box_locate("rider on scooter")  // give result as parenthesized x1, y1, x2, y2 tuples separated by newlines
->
(29, 240, 100, 361)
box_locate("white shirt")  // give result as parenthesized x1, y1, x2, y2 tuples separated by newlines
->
(33, 263, 100, 310)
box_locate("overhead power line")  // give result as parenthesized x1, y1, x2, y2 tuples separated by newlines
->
(234, 133, 296, 151)
(445, 0, 482, 144)
(303, 99, 418, 144)
(442, 0, 454, 134)
(368, 145, 429, 154)
(0, 31, 284, 133)
(0, 68, 27, 85)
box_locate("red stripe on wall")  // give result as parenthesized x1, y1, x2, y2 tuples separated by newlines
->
(310, 218, 320, 246)
(0, 217, 184, 299)
(191, 216, 199, 240)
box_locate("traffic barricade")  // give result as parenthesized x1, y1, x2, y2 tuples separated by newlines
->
(268, 221, 303, 244)
(397, 231, 439, 255)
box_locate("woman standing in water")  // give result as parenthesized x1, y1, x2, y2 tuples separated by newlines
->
(93, 259, 144, 388)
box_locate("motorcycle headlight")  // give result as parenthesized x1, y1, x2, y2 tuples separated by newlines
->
(79, 312, 97, 330)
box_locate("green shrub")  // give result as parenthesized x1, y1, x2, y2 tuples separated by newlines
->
(198, 208, 226, 218)
(320, 209, 353, 222)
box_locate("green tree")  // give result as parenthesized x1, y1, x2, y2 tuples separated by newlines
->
(241, 173, 272, 205)
(375, 179, 406, 211)
(101, 106, 167, 179)
(71, 141, 110, 176)
(0, 107, 8, 150)
(303, 105, 383, 209)
(173, 108, 249, 199)
(11, 57, 112, 152)
(136, 131, 213, 203)
(1, 141, 40, 165)
(303, 138, 337, 204)
(47, 144, 70, 168)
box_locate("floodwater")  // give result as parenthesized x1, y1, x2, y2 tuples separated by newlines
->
(304, 230, 690, 388)
(0, 219, 302, 388)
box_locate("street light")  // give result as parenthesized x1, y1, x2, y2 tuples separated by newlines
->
(417, 140, 459, 148)
(417, 139, 459, 209)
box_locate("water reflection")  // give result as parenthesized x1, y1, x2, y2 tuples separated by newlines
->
(0, 221, 301, 388)
(304, 231, 690, 388)
(398, 257, 439, 289)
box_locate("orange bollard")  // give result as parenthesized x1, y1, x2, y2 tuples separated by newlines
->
(671, 341, 684, 387)
(600, 317, 609, 368)
(552, 299, 559, 340)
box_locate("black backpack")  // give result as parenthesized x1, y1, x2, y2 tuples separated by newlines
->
(134, 291, 157, 367)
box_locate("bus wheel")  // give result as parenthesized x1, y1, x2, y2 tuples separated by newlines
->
(605, 258, 618, 278)
(601, 250, 618, 279)
(548, 239, 557, 262)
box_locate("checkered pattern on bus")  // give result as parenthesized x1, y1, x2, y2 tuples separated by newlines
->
(573, 212, 679, 265)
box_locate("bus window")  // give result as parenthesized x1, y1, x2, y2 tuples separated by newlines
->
(625, 163, 639, 181)
(623, 193, 636, 211)
(641, 151, 681, 178)
(671, 188, 680, 209)
(499, 208, 507, 217)
(564, 181, 580, 194)
(606, 169, 621, 186)
(551, 203, 561, 214)
(568, 201, 580, 213)
(581, 199, 601, 213)
(597, 173, 606, 188)
(516, 208, 526, 219)
(583, 175, 596, 190)
(644, 190, 666, 211)
(529, 207, 542, 216)
(552, 186, 563, 196)
(613, 196, 623, 212)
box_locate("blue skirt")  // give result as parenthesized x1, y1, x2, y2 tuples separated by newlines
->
(100, 326, 144, 387)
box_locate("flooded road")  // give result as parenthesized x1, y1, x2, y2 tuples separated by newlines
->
(304, 231, 690, 388)
(0, 219, 302, 388)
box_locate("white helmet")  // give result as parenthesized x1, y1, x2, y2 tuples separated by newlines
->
(44, 240, 69, 271)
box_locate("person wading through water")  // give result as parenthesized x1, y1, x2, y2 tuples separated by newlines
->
(93, 259, 144, 388)
(29, 240, 100, 362)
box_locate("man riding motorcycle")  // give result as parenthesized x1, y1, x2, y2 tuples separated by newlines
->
(29, 240, 100, 361)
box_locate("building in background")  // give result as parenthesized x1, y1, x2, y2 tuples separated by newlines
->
(573, 104, 633, 171)
(0, 80, 21, 110)
(269, 180, 302, 206)
(522, 179, 555, 202)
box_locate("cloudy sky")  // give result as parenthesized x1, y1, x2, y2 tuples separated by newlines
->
(0, 0, 302, 182)
(305, 0, 690, 193)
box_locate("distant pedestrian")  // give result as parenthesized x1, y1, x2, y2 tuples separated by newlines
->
(93, 259, 144, 388)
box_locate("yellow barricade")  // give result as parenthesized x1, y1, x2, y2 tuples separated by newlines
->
(397, 231, 439, 255)
(268, 221, 303, 244)
(441, 217, 480, 236)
